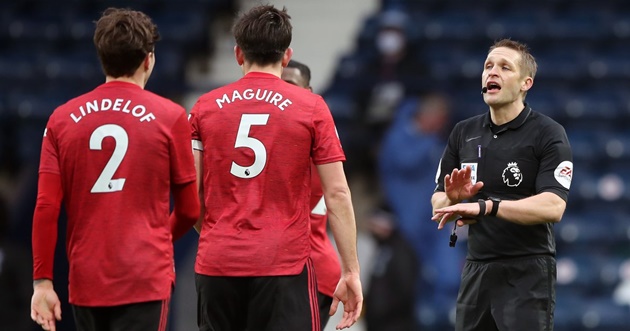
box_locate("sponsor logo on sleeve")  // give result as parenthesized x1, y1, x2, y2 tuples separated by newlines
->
(554, 161, 573, 189)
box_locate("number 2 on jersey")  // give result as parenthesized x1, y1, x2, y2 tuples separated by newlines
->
(231, 114, 269, 178)
(90, 124, 128, 193)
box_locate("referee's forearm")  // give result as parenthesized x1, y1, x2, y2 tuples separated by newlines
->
(497, 192, 566, 225)
(431, 191, 456, 214)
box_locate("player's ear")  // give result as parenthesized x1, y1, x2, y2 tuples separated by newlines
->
(144, 52, 153, 71)
(281, 47, 293, 67)
(234, 45, 245, 66)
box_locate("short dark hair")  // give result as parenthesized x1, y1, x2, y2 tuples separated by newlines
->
(93, 8, 160, 78)
(233, 5, 292, 66)
(489, 38, 537, 79)
(286, 60, 311, 85)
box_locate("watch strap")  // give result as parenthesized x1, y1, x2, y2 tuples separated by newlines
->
(489, 198, 500, 217)
(477, 199, 486, 218)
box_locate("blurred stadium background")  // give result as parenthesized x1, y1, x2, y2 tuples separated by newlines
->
(1, 0, 630, 330)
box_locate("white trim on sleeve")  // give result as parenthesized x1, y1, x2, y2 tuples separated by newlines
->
(192, 140, 203, 151)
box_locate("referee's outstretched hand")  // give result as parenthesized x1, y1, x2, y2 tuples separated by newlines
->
(330, 272, 363, 330)
(444, 166, 484, 203)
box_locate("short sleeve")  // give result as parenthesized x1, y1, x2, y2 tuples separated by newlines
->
(535, 122, 573, 201)
(311, 97, 345, 164)
(189, 100, 203, 151)
(170, 110, 197, 184)
(434, 123, 462, 192)
(39, 116, 61, 175)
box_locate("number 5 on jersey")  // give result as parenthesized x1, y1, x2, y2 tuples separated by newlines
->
(231, 114, 269, 178)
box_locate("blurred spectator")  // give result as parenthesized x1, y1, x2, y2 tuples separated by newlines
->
(378, 92, 465, 328)
(0, 196, 36, 330)
(364, 209, 418, 331)
(336, 9, 428, 178)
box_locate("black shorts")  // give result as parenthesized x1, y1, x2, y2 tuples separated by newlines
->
(317, 292, 333, 331)
(195, 261, 320, 331)
(72, 298, 170, 331)
(456, 255, 556, 331)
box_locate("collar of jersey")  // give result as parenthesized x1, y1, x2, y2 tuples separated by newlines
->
(243, 71, 280, 79)
(98, 80, 142, 90)
(483, 104, 532, 133)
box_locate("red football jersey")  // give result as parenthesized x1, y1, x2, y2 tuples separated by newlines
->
(37, 81, 196, 306)
(190, 72, 345, 277)
(309, 163, 341, 297)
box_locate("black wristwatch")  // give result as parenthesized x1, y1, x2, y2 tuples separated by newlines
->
(477, 199, 486, 218)
(489, 197, 501, 217)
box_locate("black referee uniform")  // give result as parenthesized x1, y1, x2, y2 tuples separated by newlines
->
(435, 105, 573, 331)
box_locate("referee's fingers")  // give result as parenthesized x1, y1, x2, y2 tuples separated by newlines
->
(438, 212, 453, 229)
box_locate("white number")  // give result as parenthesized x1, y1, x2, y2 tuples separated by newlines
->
(89, 124, 128, 193)
(230, 114, 270, 178)
(311, 196, 327, 215)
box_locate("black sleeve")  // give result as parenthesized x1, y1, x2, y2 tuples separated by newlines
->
(435, 122, 462, 192)
(535, 121, 573, 201)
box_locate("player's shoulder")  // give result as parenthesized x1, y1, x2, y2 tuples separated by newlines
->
(280, 82, 326, 109)
(142, 89, 186, 112)
(194, 82, 238, 105)
(49, 89, 96, 118)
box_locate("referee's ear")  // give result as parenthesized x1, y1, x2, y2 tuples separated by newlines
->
(521, 76, 533, 93)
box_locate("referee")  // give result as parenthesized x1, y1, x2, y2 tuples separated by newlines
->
(431, 38, 573, 331)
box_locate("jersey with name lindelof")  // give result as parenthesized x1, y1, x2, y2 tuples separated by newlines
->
(39, 81, 196, 306)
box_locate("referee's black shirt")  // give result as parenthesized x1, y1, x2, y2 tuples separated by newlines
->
(435, 105, 573, 261)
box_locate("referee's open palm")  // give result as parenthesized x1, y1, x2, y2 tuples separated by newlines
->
(330, 273, 363, 330)
(444, 166, 484, 202)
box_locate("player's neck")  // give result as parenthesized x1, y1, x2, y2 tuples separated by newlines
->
(105, 76, 145, 88)
(105, 66, 149, 89)
(242, 62, 283, 78)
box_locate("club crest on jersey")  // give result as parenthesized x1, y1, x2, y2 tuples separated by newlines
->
(502, 162, 523, 187)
